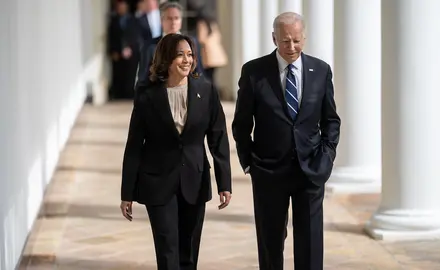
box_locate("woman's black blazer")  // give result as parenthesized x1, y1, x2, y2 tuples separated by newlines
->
(121, 76, 232, 206)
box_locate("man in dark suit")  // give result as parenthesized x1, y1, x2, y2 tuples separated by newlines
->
(107, 0, 141, 99)
(232, 12, 340, 270)
(135, 1, 204, 87)
(135, 0, 162, 49)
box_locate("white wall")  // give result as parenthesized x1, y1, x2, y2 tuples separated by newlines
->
(0, 0, 107, 269)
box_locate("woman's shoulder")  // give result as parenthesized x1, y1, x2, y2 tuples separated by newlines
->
(134, 81, 162, 104)
(190, 75, 214, 93)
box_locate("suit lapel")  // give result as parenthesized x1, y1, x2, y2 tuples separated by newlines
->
(150, 82, 180, 138)
(267, 51, 292, 123)
(297, 53, 314, 123)
(180, 76, 199, 136)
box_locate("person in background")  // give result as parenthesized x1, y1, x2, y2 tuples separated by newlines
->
(136, 0, 162, 49)
(120, 33, 232, 270)
(135, 1, 204, 87)
(196, 13, 228, 93)
(134, 0, 145, 17)
(107, 0, 140, 99)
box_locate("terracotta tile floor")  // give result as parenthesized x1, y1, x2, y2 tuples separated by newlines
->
(18, 102, 440, 269)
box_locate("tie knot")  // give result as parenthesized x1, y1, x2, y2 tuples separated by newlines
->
(288, 64, 296, 72)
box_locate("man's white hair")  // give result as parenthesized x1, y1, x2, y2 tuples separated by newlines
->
(273, 12, 305, 34)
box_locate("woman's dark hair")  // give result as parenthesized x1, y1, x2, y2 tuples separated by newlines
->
(149, 33, 199, 82)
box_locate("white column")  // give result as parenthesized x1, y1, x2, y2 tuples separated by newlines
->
(303, 0, 334, 68)
(326, 0, 382, 193)
(260, 0, 278, 55)
(279, 0, 302, 14)
(365, 0, 440, 240)
(240, 0, 261, 63)
(227, 0, 260, 100)
(91, 0, 110, 106)
(216, 0, 234, 100)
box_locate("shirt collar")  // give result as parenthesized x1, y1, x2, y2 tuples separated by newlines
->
(276, 50, 302, 72)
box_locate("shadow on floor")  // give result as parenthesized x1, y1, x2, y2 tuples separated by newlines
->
(39, 201, 144, 221)
(74, 121, 128, 129)
(381, 239, 440, 266)
(20, 254, 156, 270)
(56, 165, 121, 175)
(39, 201, 258, 224)
(66, 140, 126, 147)
(40, 200, 373, 239)
(331, 193, 380, 225)
(324, 222, 368, 236)
(205, 211, 255, 223)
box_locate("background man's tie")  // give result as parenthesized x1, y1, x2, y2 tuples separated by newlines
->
(285, 64, 299, 121)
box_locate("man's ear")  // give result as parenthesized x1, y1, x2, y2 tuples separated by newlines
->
(272, 32, 277, 46)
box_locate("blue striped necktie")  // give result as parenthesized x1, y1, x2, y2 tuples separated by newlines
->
(285, 64, 299, 121)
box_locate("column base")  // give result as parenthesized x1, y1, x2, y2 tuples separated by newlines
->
(365, 209, 440, 241)
(92, 77, 108, 106)
(326, 166, 381, 193)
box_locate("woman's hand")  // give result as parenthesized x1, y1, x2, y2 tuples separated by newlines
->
(218, 191, 232, 210)
(120, 201, 133, 221)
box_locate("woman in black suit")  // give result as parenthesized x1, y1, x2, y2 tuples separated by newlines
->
(119, 33, 232, 270)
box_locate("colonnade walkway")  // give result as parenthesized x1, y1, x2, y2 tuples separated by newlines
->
(18, 102, 440, 269)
